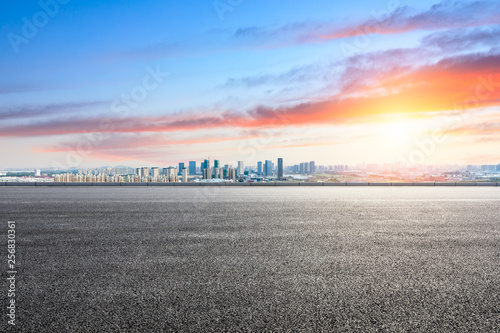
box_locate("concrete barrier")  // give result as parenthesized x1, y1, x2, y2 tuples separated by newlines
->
(369, 183, 391, 186)
(346, 183, 369, 186)
(176, 182, 200, 186)
(35, 182, 59, 186)
(0, 182, 6, 186)
(92, 182, 120, 186)
(324, 183, 346, 186)
(414, 183, 435, 186)
(6, 182, 35, 186)
(63, 182, 93, 186)
(199, 182, 226, 186)
(476, 182, 497, 186)
(120, 182, 147, 186)
(250, 182, 275, 186)
(227, 182, 250, 186)
(456, 182, 476, 186)
(435, 182, 456, 186)
(147, 182, 174, 186)
(276, 182, 300, 186)
(392, 182, 413, 186)
(300, 182, 323, 186)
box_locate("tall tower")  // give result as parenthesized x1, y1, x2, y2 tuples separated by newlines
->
(278, 158, 283, 180)
(189, 161, 196, 175)
(309, 161, 316, 174)
(257, 161, 263, 175)
(181, 167, 187, 182)
(238, 161, 245, 176)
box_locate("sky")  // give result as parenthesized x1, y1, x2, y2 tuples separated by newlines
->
(0, 0, 499, 169)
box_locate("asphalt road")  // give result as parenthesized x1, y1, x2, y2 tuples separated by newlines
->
(1, 187, 499, 332)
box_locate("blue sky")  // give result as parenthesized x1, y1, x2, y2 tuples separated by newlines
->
(1, 0, 499, 168)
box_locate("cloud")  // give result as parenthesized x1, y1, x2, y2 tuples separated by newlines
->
(422, 25, 500, 52)
(2, 50, 500, 139)
(232, 1, 500, 47)
(322, 0, 500, 40)
(0, 101, 107, 121)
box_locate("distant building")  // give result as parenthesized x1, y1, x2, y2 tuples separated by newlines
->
(35, 169, 41, 177)
(264, 160, 272, 176)
(189, 161, 196, 175)
(214, 167, 221, 179)
(203, 167, 212, 179)
(142, 167, 149, 179)
(178, 163, 185, 175)
(277, 158, 283, 180)
(181, 167, 187, 182)
(257, 161, 263, 175)
(309, 161, 316, 174)
(165, 167, 178, 182)
(238, 161, 245, 176)
(151, 167, 160, 178)
(228, 167, 236, 181)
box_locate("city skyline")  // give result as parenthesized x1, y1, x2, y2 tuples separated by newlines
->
(1, 1, 500, 168)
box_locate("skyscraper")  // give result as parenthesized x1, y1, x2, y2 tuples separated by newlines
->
(265, 160, 272, 176)
(203, 159, 212, 179)
(181, 167, 187, 182)
(189, 161, 196, 175)
(214, 160, 220, 168)
(257, 161, 263, 175)
(228, 167, 236, 181)
(142, 167, 149, 180)
(151, 167, 160, 178)
(178, 163, 185, 175)
(238, 161, 245, 176)
(277, 158, 283, 180)
(309, 161, 316, 174)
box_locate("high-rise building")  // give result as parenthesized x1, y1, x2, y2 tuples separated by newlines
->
(139, 167, 149, 180)
(309, 161, 316, 174)
(35, 169, 41, 177)
(257, 161, 263, 175)
(214, 167, 221, 179)
(203, 159, 212, 179)
(214, 160, 220, 168)
(181, 167, 187, 182)
(238, 161, 245, 176)
(228, 167, 236, 181)
(277, 158, 283, 180)
(497, 164, 500, 172)
(299, 162, 309, 174)
(189, 161, 196, 175)
(165, 167, 178, 182)
(178, 163, 185, 175)
(264, 160, 272, 176)
(151, 167, 160, 178)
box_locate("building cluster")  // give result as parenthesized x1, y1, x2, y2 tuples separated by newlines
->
(54, 173, 125, 182)
(467, 164, 500, 172)
(47, 158, 500, 184)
